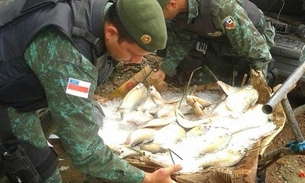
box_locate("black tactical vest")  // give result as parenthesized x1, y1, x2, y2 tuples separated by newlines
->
(174, 0, 262, 39)
(0, 0, 108, 112)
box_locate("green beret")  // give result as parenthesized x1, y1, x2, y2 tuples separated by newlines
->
(116, 0, 167, 52)
(156, 0, 170, 9)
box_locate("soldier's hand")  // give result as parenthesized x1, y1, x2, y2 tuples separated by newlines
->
(142, 164, 182, 183)
(147, 69, 168, 92)
(256, 70, 265, 81)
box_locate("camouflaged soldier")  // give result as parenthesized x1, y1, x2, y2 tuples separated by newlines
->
(0, 0, 182, 182)
(155, 0, 278, 87)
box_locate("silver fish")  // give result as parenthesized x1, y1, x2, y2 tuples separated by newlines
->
(153, 123, 186, 146)
(175, 108, 211, 129)
(109, 144, 152, 158)
(217, 81, 259, 112)
(124, 128, 157, 147)
(120, 83, 148, 111)
(198, 127, 233, 154)
(225, 84, 259, 112)
(137, 91, 160, 113)
(217, 80, 241, 95)
(139, 142, 167, 154)
(192, 101, 207, 117)
(199, 149, 246, 168)
(198, 124, 260, 155)
(154, 103, 177, 118)
(186, 95, 212, 108)
(186, 124, 211, 138)
(138, 116, 176, 129)
(148, 85, 180, 105)
(207, 99, 242, 119)
(148, 85, 163, 101)
(123, 110, 155, 126)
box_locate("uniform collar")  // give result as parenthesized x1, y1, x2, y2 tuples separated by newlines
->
(187, 0, 199, 24)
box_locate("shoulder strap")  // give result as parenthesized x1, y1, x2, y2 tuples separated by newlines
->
(71, 0, 109, 64)
(72, 0, 100, 45)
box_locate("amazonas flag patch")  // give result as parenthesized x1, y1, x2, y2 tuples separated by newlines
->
(222, 16, 235, 29)
(66, 78, 91, 98)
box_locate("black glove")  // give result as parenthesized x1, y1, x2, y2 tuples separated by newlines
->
(266, 58, 279, 88)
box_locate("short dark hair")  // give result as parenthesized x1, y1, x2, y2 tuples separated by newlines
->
(105, 2, 134, 43)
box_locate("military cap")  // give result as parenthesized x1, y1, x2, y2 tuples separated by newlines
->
(116, 0, 167, 52)
(156, 0, 170, 9)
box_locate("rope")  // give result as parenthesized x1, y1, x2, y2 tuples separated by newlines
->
(285, 140, 305, 152)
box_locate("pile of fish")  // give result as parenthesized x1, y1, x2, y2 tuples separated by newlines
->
(98, 81, 276, 173)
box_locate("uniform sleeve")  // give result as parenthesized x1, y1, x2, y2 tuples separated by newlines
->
(160, 24, 197, 77)
(24, 28, 145, 183)
(210, 0, 272, 69)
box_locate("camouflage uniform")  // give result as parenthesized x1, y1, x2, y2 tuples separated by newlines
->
(1, 0, 169, 181)
(160, 0, 275, 86)
(4, 28, 145, 183)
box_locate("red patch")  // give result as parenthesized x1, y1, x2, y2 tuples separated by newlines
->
(223, 16, 235, 29)
(125, 82, 136, 91)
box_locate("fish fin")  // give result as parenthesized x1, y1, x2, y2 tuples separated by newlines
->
(217, 80, 240, 95)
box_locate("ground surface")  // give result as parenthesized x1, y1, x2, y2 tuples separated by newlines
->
(54, 61, 305, 183)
